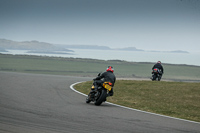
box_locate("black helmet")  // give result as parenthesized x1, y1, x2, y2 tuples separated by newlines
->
(157, 61, 161, 64)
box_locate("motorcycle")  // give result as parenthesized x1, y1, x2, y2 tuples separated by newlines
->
(86, 79, 113, 106)
(151, 68, 162, 81)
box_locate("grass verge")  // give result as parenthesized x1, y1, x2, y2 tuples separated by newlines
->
(74, 80, 200, 122)
(1, 54, 200, 81)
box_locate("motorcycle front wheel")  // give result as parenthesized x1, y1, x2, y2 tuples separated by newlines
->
(86, 94, 91, 103)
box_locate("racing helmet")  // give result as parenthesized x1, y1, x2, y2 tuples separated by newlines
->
(106, 66, 114, 72)
(157, 61, 161, 64)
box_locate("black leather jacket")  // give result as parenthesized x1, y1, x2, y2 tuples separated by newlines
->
(95, 71, 116, 86)
(152, 63, 164, 74)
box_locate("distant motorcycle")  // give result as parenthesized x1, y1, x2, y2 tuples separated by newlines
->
(86, 78, 113, 106)
(151, 68, 162, 81)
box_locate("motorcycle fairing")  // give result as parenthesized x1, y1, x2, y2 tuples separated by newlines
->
(153, 68, 159, 73)
(102, 82, 112, 91)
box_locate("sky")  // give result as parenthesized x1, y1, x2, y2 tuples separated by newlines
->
(0, 0, 200, 52)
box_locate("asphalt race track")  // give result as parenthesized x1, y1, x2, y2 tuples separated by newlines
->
(0, 72, 200, 133)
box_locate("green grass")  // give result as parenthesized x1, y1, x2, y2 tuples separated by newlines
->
(1, 54, 200, 81)
(74, 80, 200, 122)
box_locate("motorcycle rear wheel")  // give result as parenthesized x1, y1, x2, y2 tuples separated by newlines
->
(94, 89, 107, 106)
(152, 75, 157, 81)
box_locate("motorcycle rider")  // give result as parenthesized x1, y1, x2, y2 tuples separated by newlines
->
(90, 66, 116, 97)
(152, 61, 164, 79)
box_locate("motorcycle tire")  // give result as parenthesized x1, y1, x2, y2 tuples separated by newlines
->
(94, 89, 107, 106)
(86, 94, 91, 103)
(152, 75, 157, 81)
(158, 76, 161, 81)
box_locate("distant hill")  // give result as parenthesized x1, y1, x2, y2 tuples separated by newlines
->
(56, 44, 111, 50)
(0, 39, 189, 53)
(169, 50, 189, 54)
(0, 47, 7, 52)
(149, 50, 189, 54)
(114, 47, 144, 51)
(0, 39, 72, 52)
(57, 45, 145, 51)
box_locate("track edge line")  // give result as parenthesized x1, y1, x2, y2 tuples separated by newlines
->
(70, 81, 200, 124)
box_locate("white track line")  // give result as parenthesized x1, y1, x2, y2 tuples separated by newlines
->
(70, 81, 200, 124)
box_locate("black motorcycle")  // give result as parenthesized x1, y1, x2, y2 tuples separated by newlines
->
(86, 80, 113, 106)
(151, 68, 162, 81)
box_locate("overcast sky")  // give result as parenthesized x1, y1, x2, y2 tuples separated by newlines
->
(0, 0, 200, 52)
